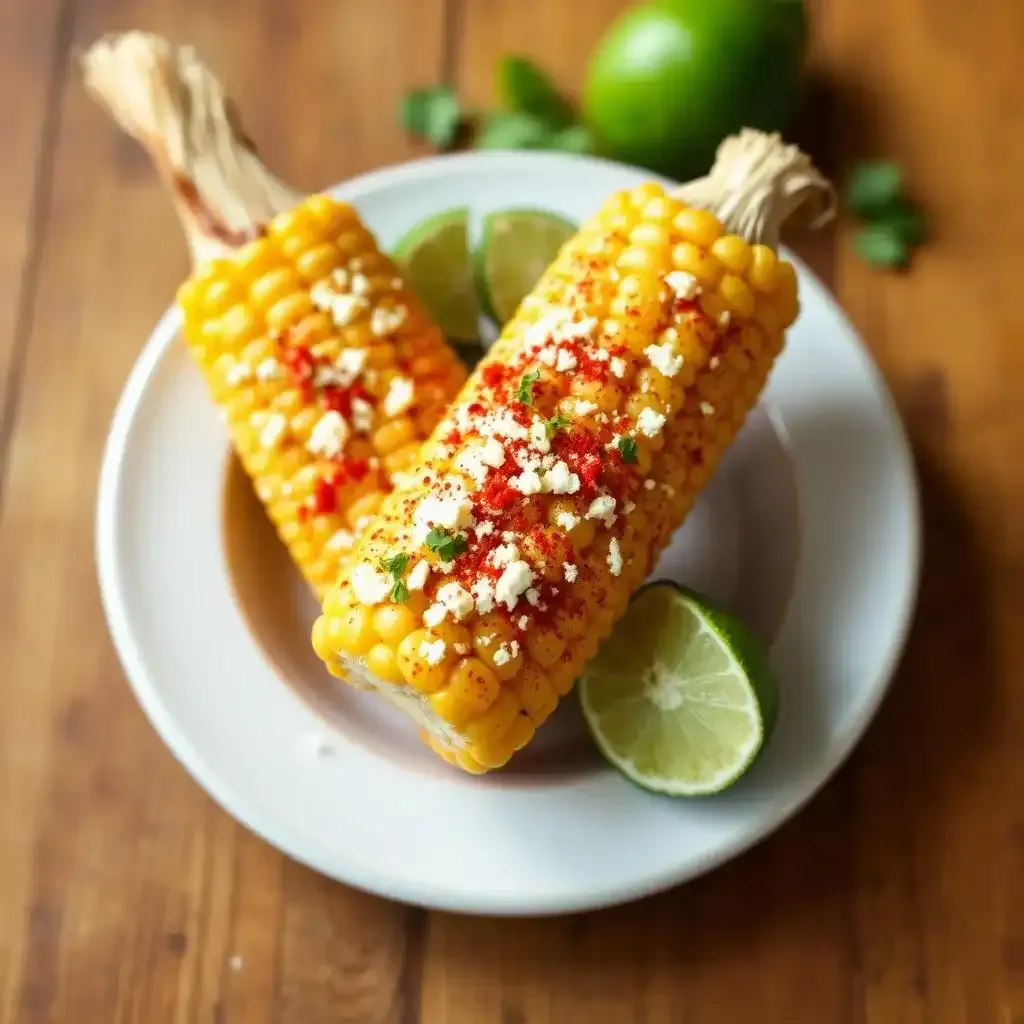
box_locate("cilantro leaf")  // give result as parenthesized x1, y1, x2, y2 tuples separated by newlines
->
(545, 414, 569, 438)
(390, 580, 410, 604)
(381, 552, 410, 578)
(845, 161, 903, 219)
(475, 111, 555, 151)
(517, 370, 541, 406)
(855, 223, 910, 270)
(425, 527, 468, 562)
(617, 436, 638, 464)
(497, 56, 575, 129)
(399, 85, 462, 149)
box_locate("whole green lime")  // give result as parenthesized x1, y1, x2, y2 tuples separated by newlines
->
(583, 0, 809, 181)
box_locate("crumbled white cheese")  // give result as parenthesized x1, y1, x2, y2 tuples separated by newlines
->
(644, 479, 657, 490)
(518, 615, 530, 630)
(644, 342, 684, 378)
(537, 346, 557, 368)
(511, 468, 543, 495)
(351, 397, 375, 433)
(585, 495, 617, 526)
(454, 643, 469, 655)
(413, 493, 473, 543)
(555, 348, 578, 373)
(624, 500, 636, 514)
(370, 305, 407, 337)
(480, 437, 505, 467)
(457, 437, 506, 486)
(542, 461, 580, 495)
(525, 588, 541, 607)
(709, 356, 721, 370)
(495, 560, 535, 611)
(335, 348, 367, 387)
(573, 399, 599, 416)
(665, 271, 701, 301)
(607, 538, 623, 577)
(637, 407, 667, 437)
(258, 413, 287, 450)
(700, 401, 716, 417)
(307, 410, 349, 459)
(609, 356, 627, 379)
(424, 603, 447, 627)
(328, 293, 369, 327)
(471, 577, 496, 614)
(489, 543, 519, 568)
(325, 529, 355, 551)
(556, 316, 598, 342)
(563, 562, 579, 583)
(492, 644, 512, 667)
(529, 420, 551, 454)
(555, 510, 580, 532)
(255, 358, 281, 381)
(330, 267, 350, 290)
(226, 361, 251, 385)
(419, 638, 446, 665)
(437, 582, 474, 621)
(350, 272, 373, 296)
(474, 520, 495, 539)
(501, 531, 516, 542)
(383, 376, 415, 417)
(406, 560, 430, 591)
(352, 563, 392, 605)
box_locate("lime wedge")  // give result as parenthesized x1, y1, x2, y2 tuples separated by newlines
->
(393, 208, 480, 341)
(475, 209, 576, 326)
(579, 583, 779, 796)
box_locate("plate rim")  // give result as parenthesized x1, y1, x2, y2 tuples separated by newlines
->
(95, 148, 922, 915)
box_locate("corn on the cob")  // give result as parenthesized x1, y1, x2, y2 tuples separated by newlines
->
(311, 130, 835, 772)
(83, 33, 466, 597)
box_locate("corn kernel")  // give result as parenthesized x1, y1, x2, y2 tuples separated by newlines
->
(749, 244, 780, 293)
(710, 234, 752, 275)
(366, 643, 403, 683)
(331, 605, 376, 656)
(673, 207, 723, 248)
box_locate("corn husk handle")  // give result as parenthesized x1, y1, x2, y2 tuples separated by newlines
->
(82, 31, 302, 267)
(673, 128, 837, 249)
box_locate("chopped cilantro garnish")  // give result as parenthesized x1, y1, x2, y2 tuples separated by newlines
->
(617, 436, 638, 464)
(425, 527, 469, 562)
(380, 552, 411, 602)
(545, 414, 569, 438)
(517, 370, 541, 406)
(381, 552, 410, 577)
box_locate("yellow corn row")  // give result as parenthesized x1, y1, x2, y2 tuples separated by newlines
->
(311, 179, 806, 772)
(176, 194, 467, 597)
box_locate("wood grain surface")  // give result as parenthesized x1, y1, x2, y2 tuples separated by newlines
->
(1, 0, 1021, 1021)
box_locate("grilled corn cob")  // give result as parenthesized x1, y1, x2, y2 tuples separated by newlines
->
(83, 33, 466, 597)
(311, 130, 835, 773)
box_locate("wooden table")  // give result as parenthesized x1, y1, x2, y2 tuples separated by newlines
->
(2, 0, 1022, 1020)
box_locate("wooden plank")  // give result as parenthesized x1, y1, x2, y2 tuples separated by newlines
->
(0, 0, 67, 437)
(819, 0, 1024, 1022)
(0, 0, 444, 1021)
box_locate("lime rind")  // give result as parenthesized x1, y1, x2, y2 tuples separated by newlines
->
(579, 582, 779, 797)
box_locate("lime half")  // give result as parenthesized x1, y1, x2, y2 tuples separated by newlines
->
(475, 209, 576, 326)
(394, 208, 480, 341)
(579, 583, 779, 796)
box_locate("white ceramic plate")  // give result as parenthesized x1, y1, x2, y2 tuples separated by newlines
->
(96, 151, 920, 916)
